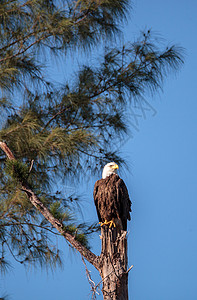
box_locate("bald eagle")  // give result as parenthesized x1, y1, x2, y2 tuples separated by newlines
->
(93, 162, 131, 231)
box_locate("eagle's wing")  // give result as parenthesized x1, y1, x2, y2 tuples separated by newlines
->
(93, 180, 102, 222)
(116, 177, 131, 231)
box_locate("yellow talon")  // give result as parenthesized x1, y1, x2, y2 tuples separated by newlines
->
(109, 220, 116, 228)
(99, 220, 108, 227)
(99, 220, 116, 228)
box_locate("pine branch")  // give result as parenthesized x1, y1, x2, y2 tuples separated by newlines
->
(0, 142, 100, 271)
(0, 33, 50, 63)
(0, 221, 62, 236)
(0, 0, 34, 17)
(4, 240, 24, 264)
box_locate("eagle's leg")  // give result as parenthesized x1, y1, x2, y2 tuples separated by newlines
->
(99, 219, 116, 228)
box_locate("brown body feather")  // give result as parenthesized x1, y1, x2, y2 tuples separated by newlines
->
(93, 174, 131, 230)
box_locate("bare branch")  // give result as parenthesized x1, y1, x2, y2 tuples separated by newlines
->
(81, 256, 100, 300)
(125, 265, 133, 274)
(29, 160, 34, 173)
(0, 142, 15, 160)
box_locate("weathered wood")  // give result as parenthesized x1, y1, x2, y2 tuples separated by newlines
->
(99, 226, 129, 300)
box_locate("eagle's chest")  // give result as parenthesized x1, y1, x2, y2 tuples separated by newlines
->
(100, 181, 117, 200)
(98, 183, 118, 219)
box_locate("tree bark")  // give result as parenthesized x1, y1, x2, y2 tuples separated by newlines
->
(99, 226, 129, 300)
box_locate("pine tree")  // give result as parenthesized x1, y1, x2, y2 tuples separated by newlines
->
(0, 0, 183, 298)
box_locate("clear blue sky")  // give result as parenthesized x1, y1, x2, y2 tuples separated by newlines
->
(1, 0, 197, 299)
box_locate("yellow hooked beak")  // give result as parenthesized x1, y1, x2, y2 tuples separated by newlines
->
(111, 164, 119, 170)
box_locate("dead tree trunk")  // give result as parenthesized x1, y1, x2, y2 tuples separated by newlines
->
(99, 226, 129, 300)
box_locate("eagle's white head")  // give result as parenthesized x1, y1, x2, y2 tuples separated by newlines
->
(102, 162, 119, 179)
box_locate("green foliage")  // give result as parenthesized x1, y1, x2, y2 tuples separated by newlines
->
(0, 0, 184, 272)
(5, 159, 29, 183)
(50, 201, 90, 248)
(50, 201, 71, 222)
(0, 189, 63, 270)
